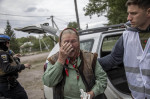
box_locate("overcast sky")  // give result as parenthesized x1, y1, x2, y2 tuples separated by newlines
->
(0, 0, 108, 38)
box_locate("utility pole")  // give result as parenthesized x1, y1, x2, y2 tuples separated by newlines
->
(47, 16, 58, 45)
(39, 35, 42, 52)
(86, 24, 88, 29)
(74, 0, 81, 30)
(47, 16, 59, 30)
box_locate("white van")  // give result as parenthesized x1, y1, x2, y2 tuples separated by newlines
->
(43, 24, 132, 99)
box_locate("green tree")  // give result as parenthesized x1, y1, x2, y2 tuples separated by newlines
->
(43, 35, 55, 50)
(30, 39, 40, 51)
(17, 37, 29, 46)
(84, 0, 128, 25)
(17, 34, 57, 52)
(4, 20, 20, 53)
(67, 22, 79, 30)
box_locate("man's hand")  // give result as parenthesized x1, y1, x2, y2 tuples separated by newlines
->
(13, 54, 21, 58)
(58, 42, 73, 65)
(24, 63, 31, 69)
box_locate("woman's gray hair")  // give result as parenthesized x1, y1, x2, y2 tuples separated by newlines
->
(59, 28, 79, 46)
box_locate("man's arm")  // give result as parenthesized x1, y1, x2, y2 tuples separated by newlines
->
(98, 35, 124, 71)
(0, 53, 26, 74)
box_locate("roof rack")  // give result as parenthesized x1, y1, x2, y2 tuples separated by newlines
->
(78, 23, 125, 35)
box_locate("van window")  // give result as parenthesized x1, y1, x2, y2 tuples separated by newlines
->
(102, 35, 120, 51)
(80, 39, 94, 52)
(101, 35, 121, 57)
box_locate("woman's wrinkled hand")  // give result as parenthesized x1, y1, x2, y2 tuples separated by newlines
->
(58, 42, 73, 65)
(87, 91, 95, 99)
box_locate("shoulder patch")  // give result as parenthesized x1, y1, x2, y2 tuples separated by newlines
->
(1, 54, 8, 63)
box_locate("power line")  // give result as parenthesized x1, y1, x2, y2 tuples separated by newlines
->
(0, 13, 50, 17)
(0, 13, 79, 23)
(0, 13, 76, 18)
(0, 18, 46, 22)
(55, 17, 68, 23)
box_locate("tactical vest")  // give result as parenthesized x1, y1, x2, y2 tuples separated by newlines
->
(47, 50, 102, 99)
(123, 30, 150, 99)
(0, 50, 17, 76)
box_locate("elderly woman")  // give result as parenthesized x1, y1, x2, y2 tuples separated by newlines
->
(42, 28, 107, 99)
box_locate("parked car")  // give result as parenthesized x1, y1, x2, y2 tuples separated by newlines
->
(43, 24, 132, 99)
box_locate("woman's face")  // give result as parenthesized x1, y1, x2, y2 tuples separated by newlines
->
(61, 33, 79, 58)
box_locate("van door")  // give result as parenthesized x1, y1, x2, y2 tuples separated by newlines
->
(99, 33, 132, 99)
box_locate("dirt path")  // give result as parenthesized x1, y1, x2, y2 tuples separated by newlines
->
(18, 52, 50, 99)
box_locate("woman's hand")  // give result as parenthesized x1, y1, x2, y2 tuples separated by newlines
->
(87, 91, 95, 99)
(58, 42, 73, 65)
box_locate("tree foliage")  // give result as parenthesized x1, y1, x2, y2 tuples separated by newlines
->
(4, 21, 20, 53)
(84, 0, 128, 25)
(67, 22, 79, 30)
(4, 21, 56, 53)
(43, 35, 55, 50)
(17, 35, 56, 52)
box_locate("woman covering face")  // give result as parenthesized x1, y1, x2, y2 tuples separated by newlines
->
(58, 28, 80, 64)
(43, 28, 107, 99)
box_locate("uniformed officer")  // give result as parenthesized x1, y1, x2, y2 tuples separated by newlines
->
(0, 34, 31, 99)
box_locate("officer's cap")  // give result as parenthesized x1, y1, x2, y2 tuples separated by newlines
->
(0, 34, 10, 42)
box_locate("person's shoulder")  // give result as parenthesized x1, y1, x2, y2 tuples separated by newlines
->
(124, 21, 139, 32)
(81, 50, 91, 55)
(47, 52, 59, 64)
(7, 50, 15, 56)
(81, 50, 97, 57)
(81, 50, 97, 54)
